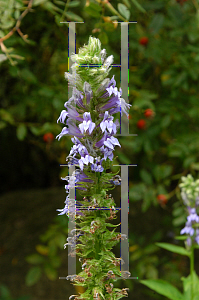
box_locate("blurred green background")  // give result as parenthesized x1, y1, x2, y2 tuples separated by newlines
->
(0, 0, 199, 299)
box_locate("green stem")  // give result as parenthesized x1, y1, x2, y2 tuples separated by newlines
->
(190, 245, 194, 300)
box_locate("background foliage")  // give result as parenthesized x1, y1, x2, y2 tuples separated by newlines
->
(1, 0, 199, 299)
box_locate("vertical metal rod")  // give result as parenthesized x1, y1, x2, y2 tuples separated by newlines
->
(120, 165, 129, 273)
(68, 22, 76, 277)
(121, 22, 129, 135)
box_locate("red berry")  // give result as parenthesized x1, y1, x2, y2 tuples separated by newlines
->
(157, 194, 167, 205)
(139, 37, 149, 46)
(144, 108, 155, 118)
(43, 132, 54, 143)
(137, 119, 146, 130)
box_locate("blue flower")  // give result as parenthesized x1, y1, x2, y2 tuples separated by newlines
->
(100, 111, 117, 134)
(110, 175, 121, 186)
(100, 145, 114, 161)
(56, 195, 84, 217)
(180, 223, 195, 236)
(57, 110, 68, 124)
(79, 154, 94, 171)
(56, 127, 69, 141)
(79, 112, 95, 135)
(91, 157, 104, 173)
(66, 87, 86, 109)
(180, 207, 199, 245)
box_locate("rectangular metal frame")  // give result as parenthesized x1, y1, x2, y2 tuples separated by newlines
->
(59, 21, 138, 280)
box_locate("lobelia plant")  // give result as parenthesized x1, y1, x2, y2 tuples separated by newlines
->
(141, 174, 199, 300)
(56, 36, 132, 300)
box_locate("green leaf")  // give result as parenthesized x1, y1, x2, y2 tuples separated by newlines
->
(161, 115, 171, 128)
(172, 206, 184, 217)
(129, 183, 146, 201)
(84, 2, 101, 20)
(25, 266, 42, 286)
(105, 222, 121, 227)
(142, 1, 164, 10)
(140, 279, 184, 300)
(0, 284, 11, 298)
(32, 0, 48, 6)
(153, 165, 172, 182)
(155, 242, 190, 256)
(26, 254, 45, 264)
(174, 72, 187, 87)
(173, 215, 187, 227)
(67, 0, 80, 7)
(38, 87, 54, 97)
(53, 233, 65, 249)
(30, 126, 42, 136)
(149, 13, 165, 34)
(118, 3, 130, 20)
(181, 271, 199, 299)
(183, 156, 196, 169)
(130, 0, 146, 13)
(140, 169, 153, 185)
(16, 124, 27, 141)
(133, 99, 155, 110)
(88, 2, 102, 12)
(65, 11, 83, 22)
(20, 69, 37, 84)
(0, 109, 15, 124)
(175, 235, 188, 241)
(0, 30, 4, 38)
(14, 9, 20, 19)
(44, 264, 57, 280)
(1, 19, 15, 29)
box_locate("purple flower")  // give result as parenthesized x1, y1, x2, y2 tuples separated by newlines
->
(56, 127, 69, 141)
(100, 145, 114, 161)
(67, 120, 85, 138)
(69, 139, 89, 158)
(57, 195, 84, 217)
(61, 169, 94, 192)
(79, 112, 95, 135)
(79, 154, 94, 171)
(187, 208, 199, 223)
(95, 131, 120, 150)
(110, 175, 121, 186)
(195, 229, 199, 245)
(99, 75, 116, 98)
(57, 110, 68, 124)
(91, 157, 104, 173)
(186, 237, 192, 247)
(66, 87, 86, 109)
(100, 111, 117, 134)
(64, 105, 83, 122)
(180, 207, 199, 245)
(180, 224, 195, 236)
(98, 76, 131, 117)
(104, 136, 121, 149)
